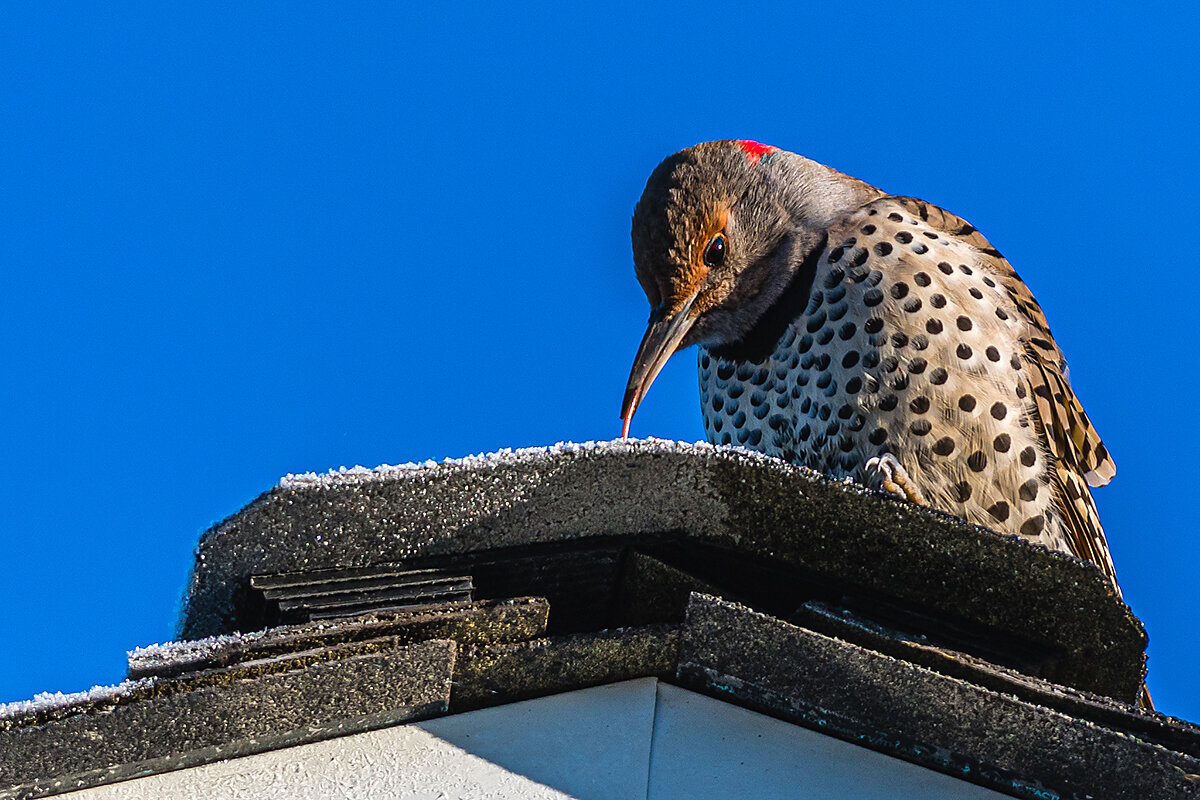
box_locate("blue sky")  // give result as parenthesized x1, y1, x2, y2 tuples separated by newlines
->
(1, 4, 1197, 720)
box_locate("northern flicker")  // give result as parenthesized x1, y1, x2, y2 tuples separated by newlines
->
(620, 140, 1123, 598)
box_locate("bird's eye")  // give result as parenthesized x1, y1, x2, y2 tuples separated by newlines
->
(703, 234, 727, 267)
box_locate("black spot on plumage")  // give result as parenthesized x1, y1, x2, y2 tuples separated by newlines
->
(837, 404, 853, 420)
(930, 293, 947, 309)
(827, 285, 846, 303)
(1031, 337, 1054, 352)
(828, 301, 849, 321)
(986, 346, 1000, 362)
(907, 356, 927, 373)
(736, 364, 755, 381)
(864, 317, 884, 334)
(750, 369, 769, 386)
(932, 437, 955, 456)
(929, 367, 948, 385)
(1012, 354, 1023, 370)
(957, 344, 973, 360)
(845, 376, 862, 394)
(827, 246, 845, 264)
(747, 429, 762, 446)
(768, 414, 788, 431)
(806, 310, 827, 333)
(864, 288, 884, 307)
(712, 417, 723, 433)
(731, 410, 746, 427)
(775, 393, 790, 408)
(890, 282, 909, 299)
(879, 394, 898, 411)
(839, 436, 855, 453)
(891, 332, 909, 348)
(895, 231, 913, 244)
(816, 372, 832, 389)
(938, 261, 953, 275)
(1020, 515, 1045, 535)
(968, 451, 987, 472)
(816, 353, 831, 370)
(980, 246, 1003, 258)
(800, 353, 816, 370)
(799, 425, 811, 442)
(880, 355, 900, 373)
(926, 319, 943, 334)
(993, 433, 1011, 452)
(910, 396, 930, 414)
(887, 212, 903, 222)
(983, 276, 996, 288)
(717, 364, 734, 380)
(826, 420, 840, 437)
(990, 402, 1007, 420)
(727, 384, 744, 398)
(824, 268, 846, 288)
(700, 353, 710, 369)
(913, 272, 932, 287)
(1020, 446, 1037, 467)
(719, 431, 732, 445)
(912, 243, 928, 254)
(817, 327, 835, 345)
(969, 287, 984, 300)
(711, 396, 724, 413)
(959, 394, 976, 412)
(952, 481, 972, 502)
(910, 419, 932, 436)
(957, 316, 973, 331)
(842, 351, 860, 369)
(996, 308, 1009, 321)
(754, 402, 770, 420)
(988, 501, 1010, 522)
(874, 242, 893, 257)
(848, 413, 866, 431)
(868, 427, 889, 445)
(861, 224, 876, 235)
(1019, 479, 1039, 501)
(903, 297, 923, 313)
(839, 322, 857, 340)
(910, 334, 928, 351)
(890, 373, 909, 391)
(864, 375, 880, 393)
(796, 334, 814, 354)
(796, 372, 810, 386)
(958, 264, 973, 275)
(862, 352, 880, 368)
(851, 249, 869, 267)
(867, 270, 884, 286)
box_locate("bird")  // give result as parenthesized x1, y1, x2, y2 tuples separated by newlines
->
(619, 139, 1123, 595)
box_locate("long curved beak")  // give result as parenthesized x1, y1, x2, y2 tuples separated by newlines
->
(620, 294, 699, 438)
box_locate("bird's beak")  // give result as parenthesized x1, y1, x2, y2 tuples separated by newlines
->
(620, 293, 699, 438)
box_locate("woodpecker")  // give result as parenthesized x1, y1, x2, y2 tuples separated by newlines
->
(620, 140, 1121, 593)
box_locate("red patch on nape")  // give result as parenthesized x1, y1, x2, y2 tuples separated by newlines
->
(735, 139, 778, 165)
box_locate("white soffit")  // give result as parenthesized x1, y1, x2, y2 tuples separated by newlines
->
(64, 678, 1008, 799)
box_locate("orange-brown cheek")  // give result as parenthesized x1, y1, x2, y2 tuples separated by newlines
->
(667, 264, 709, 314)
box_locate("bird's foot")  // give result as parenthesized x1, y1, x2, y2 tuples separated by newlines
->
(865, 454, 927, 506)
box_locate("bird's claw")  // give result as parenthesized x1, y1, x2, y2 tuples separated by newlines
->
(865, 454, 927, 506)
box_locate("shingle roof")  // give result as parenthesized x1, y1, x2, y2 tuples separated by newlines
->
(4, 439, 1196, 800)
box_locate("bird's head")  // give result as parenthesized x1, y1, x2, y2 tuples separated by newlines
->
(620, 140, 872, 436)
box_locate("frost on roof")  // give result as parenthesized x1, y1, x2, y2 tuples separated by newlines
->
(0, 678, 154, 722)
(279, 438, 791, 488)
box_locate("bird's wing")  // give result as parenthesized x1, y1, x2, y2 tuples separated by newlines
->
(885, 196, 1119, 585)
